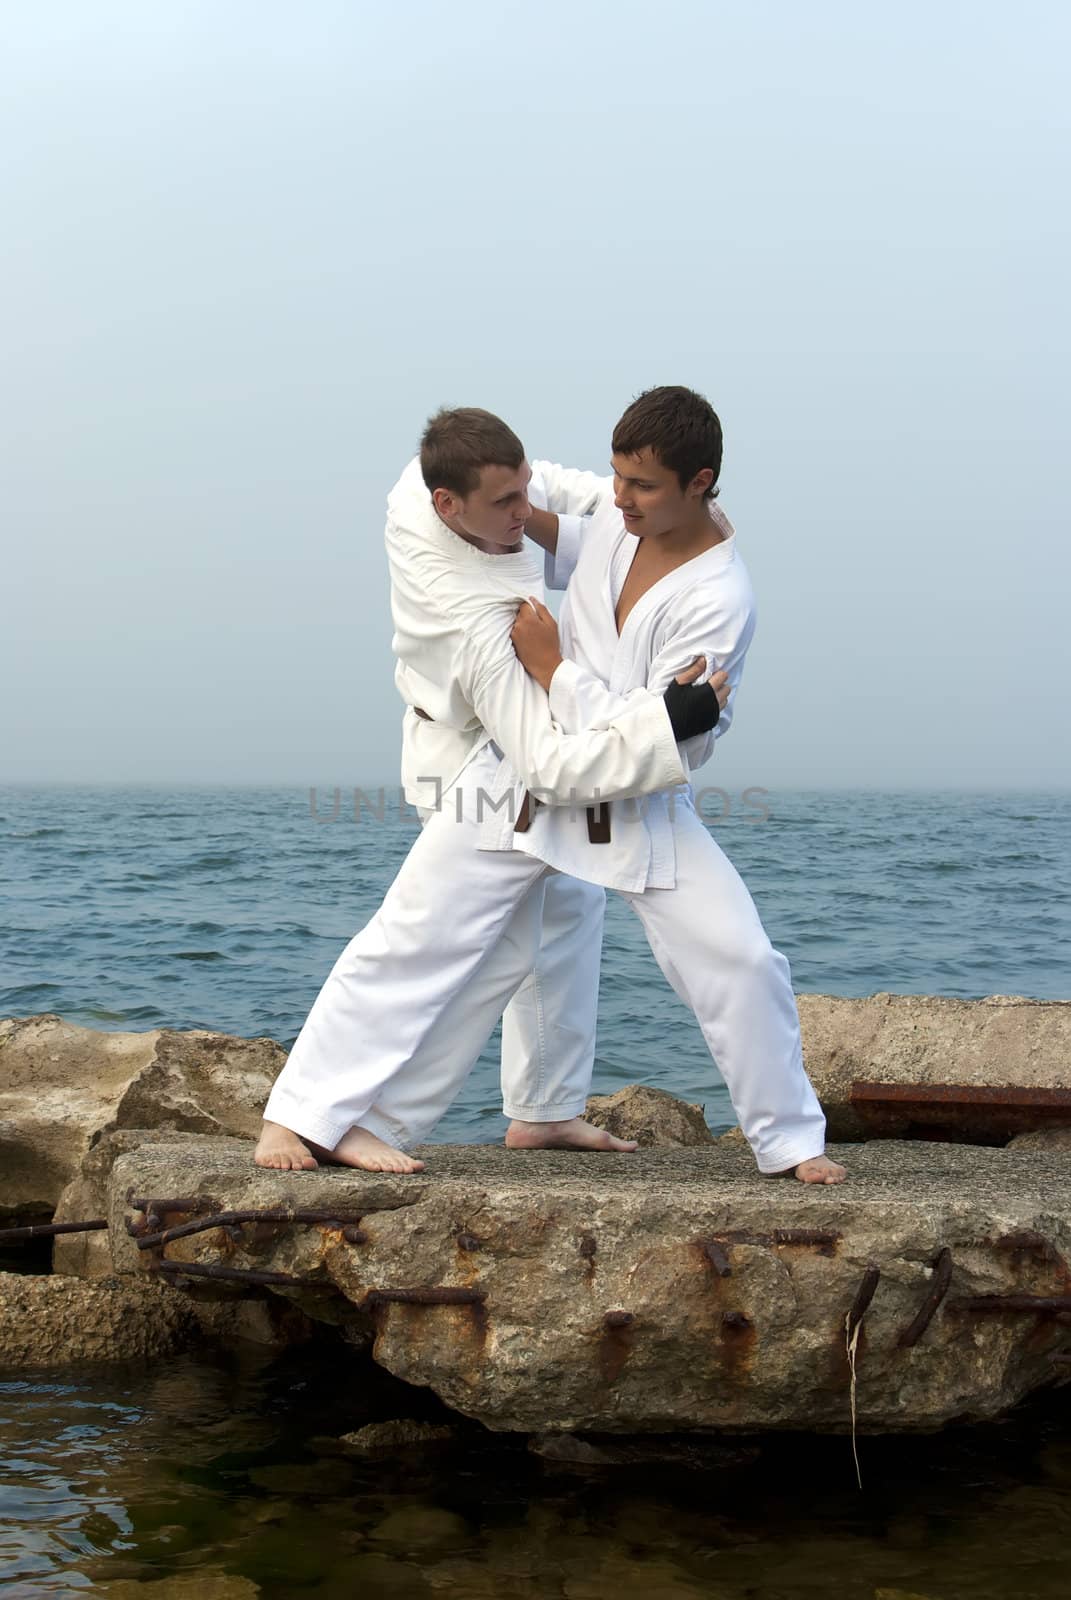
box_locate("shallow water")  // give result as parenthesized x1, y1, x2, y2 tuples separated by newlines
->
(2, 1341, 1069, 1597)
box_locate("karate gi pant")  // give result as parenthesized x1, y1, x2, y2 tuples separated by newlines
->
(263, 751, 826, 1173)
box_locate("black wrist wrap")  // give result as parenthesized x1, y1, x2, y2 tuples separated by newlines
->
(663, 678, 721, 741)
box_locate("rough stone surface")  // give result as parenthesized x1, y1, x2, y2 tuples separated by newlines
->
(99, 1576, 260, 1599)
(44, 1129, 312, 1346)
(584, 1085, 715, 1147)
(0, 1271, 198, 1367)
(101, 1136, 1071, 1436)
(1007, 1127, 1071, 1152)
(339, 1419, 457, 1454)
(797, 994, 1071, 1142)
(0, 1014, 284, 1212)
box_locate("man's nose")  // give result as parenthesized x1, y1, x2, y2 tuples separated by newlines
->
(517, 497, 532, 521)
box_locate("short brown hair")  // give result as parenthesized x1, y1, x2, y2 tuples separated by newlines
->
(419, 407, 525, 498)
(612, 386, 723, 500)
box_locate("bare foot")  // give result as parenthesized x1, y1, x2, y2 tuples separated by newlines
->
(505, 1116, 639, 1153)
(254, 1120, 319, 1171)
(792, 1154, 848, 1185)
(323, 1125, 426, 1173)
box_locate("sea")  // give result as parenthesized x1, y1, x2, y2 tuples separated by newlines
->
(2, 785, 1071, 1596)
(2, 785, 1069, 1138)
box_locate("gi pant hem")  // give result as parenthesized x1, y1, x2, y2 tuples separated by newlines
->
(753, 1134, 829, 1174)
(501, 1097, 589, 1122)
(261, 1090, 360, 1153)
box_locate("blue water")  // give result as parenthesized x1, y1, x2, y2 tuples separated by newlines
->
(2, 787, 1069, 1140)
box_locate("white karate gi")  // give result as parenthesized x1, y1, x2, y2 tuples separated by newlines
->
(496, 470, 828, 1173)
(262, 461, 692, 1152)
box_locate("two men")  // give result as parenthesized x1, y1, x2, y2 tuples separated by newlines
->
(256, 389, 846, 1185)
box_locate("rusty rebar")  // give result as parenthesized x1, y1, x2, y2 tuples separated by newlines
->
(130, 1196, 209, 1216)
(153, 1259, 332, 1289)
(721, 1310, 752, 1331)
(456, 1233, 481, 1252)
(897, 1248, 953, 1348)
(135, 1207, 367, 1250)
(603, 1310, 634, 1329)
(954, 1294, 1071, 1314)
(700, 1239, 732, 1277)
(364, 1287, 486, 1308)
(846, 1265, 881, 1339)
(0, 1219, 108, 1244)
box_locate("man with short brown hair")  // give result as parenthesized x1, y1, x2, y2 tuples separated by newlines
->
(255, 405, 725, 1174)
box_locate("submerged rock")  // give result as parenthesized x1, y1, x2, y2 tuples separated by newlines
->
(95, 1136, 1071, 1437)
(339, 1419, 457, 1455)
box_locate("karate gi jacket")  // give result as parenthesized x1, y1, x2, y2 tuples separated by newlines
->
(480, 466, 757, 892)
(386, 459, 688, 814)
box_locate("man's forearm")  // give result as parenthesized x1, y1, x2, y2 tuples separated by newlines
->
(524, 506, 559, 556)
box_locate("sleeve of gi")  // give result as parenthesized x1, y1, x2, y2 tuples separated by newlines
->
(464, 640, 687, 807)
(548, 590, 757, 775)
(530, 460, 612, 590)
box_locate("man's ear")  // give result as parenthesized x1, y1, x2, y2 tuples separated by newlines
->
(688, 468, 715, 499)
(432, 486, 459, 520)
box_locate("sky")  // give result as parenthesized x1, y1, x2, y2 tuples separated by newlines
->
(2, 0, 1068, 790)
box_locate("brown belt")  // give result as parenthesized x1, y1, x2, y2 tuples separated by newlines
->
(515, 792, 611, 844)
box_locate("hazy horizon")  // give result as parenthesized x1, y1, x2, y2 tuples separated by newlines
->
(3, 2, 1068, 790)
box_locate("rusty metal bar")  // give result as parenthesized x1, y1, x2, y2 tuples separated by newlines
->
(954, 1294, 1071, 1314)
(134, 1207, 367, 1250)
(846, 1265, 881, 1339)
(130, 1196, 210, 1215)
(700, 1239, 732, 1277)
(0, 1218, 108, 1244)
(603, 1310, 634, 1329)
(721, 1310, 752, 1330)
(153, 1260, 332, 1289)
(456, 1233, 481, 1252)
(849, 1081, 1071, 1143)
(897, 1248, 954, 1348)
(364, 1287, 486, 1307)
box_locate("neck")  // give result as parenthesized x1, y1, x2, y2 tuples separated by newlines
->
(641, 503, 726, 558)
(437, 509, 515, 556)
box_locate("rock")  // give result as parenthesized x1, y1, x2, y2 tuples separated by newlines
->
(1007, 1127, 1071, 1152)
(0, 1014, 284, 1213)
(339, 1419, 457, 1454)
(797, 994, 1071, 1143)
(369, 1505, 469, 1547)
(529, 1432, 755, 1470)
(584, 1085, 715, 1146)
(0, 1271, 198, 1366)
(99, 1575, 260, 1598)
(101, 1135, 1071, 1436)
(52, 1128, 208, 1277)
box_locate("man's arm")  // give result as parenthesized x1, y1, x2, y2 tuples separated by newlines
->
(511, 592, 753, 772)
(465, 637, 689, 807)
(526, 460, 612, 579)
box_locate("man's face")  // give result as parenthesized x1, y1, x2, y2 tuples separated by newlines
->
(612, 447, 709, 538)
(449, 461, 533, 549)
